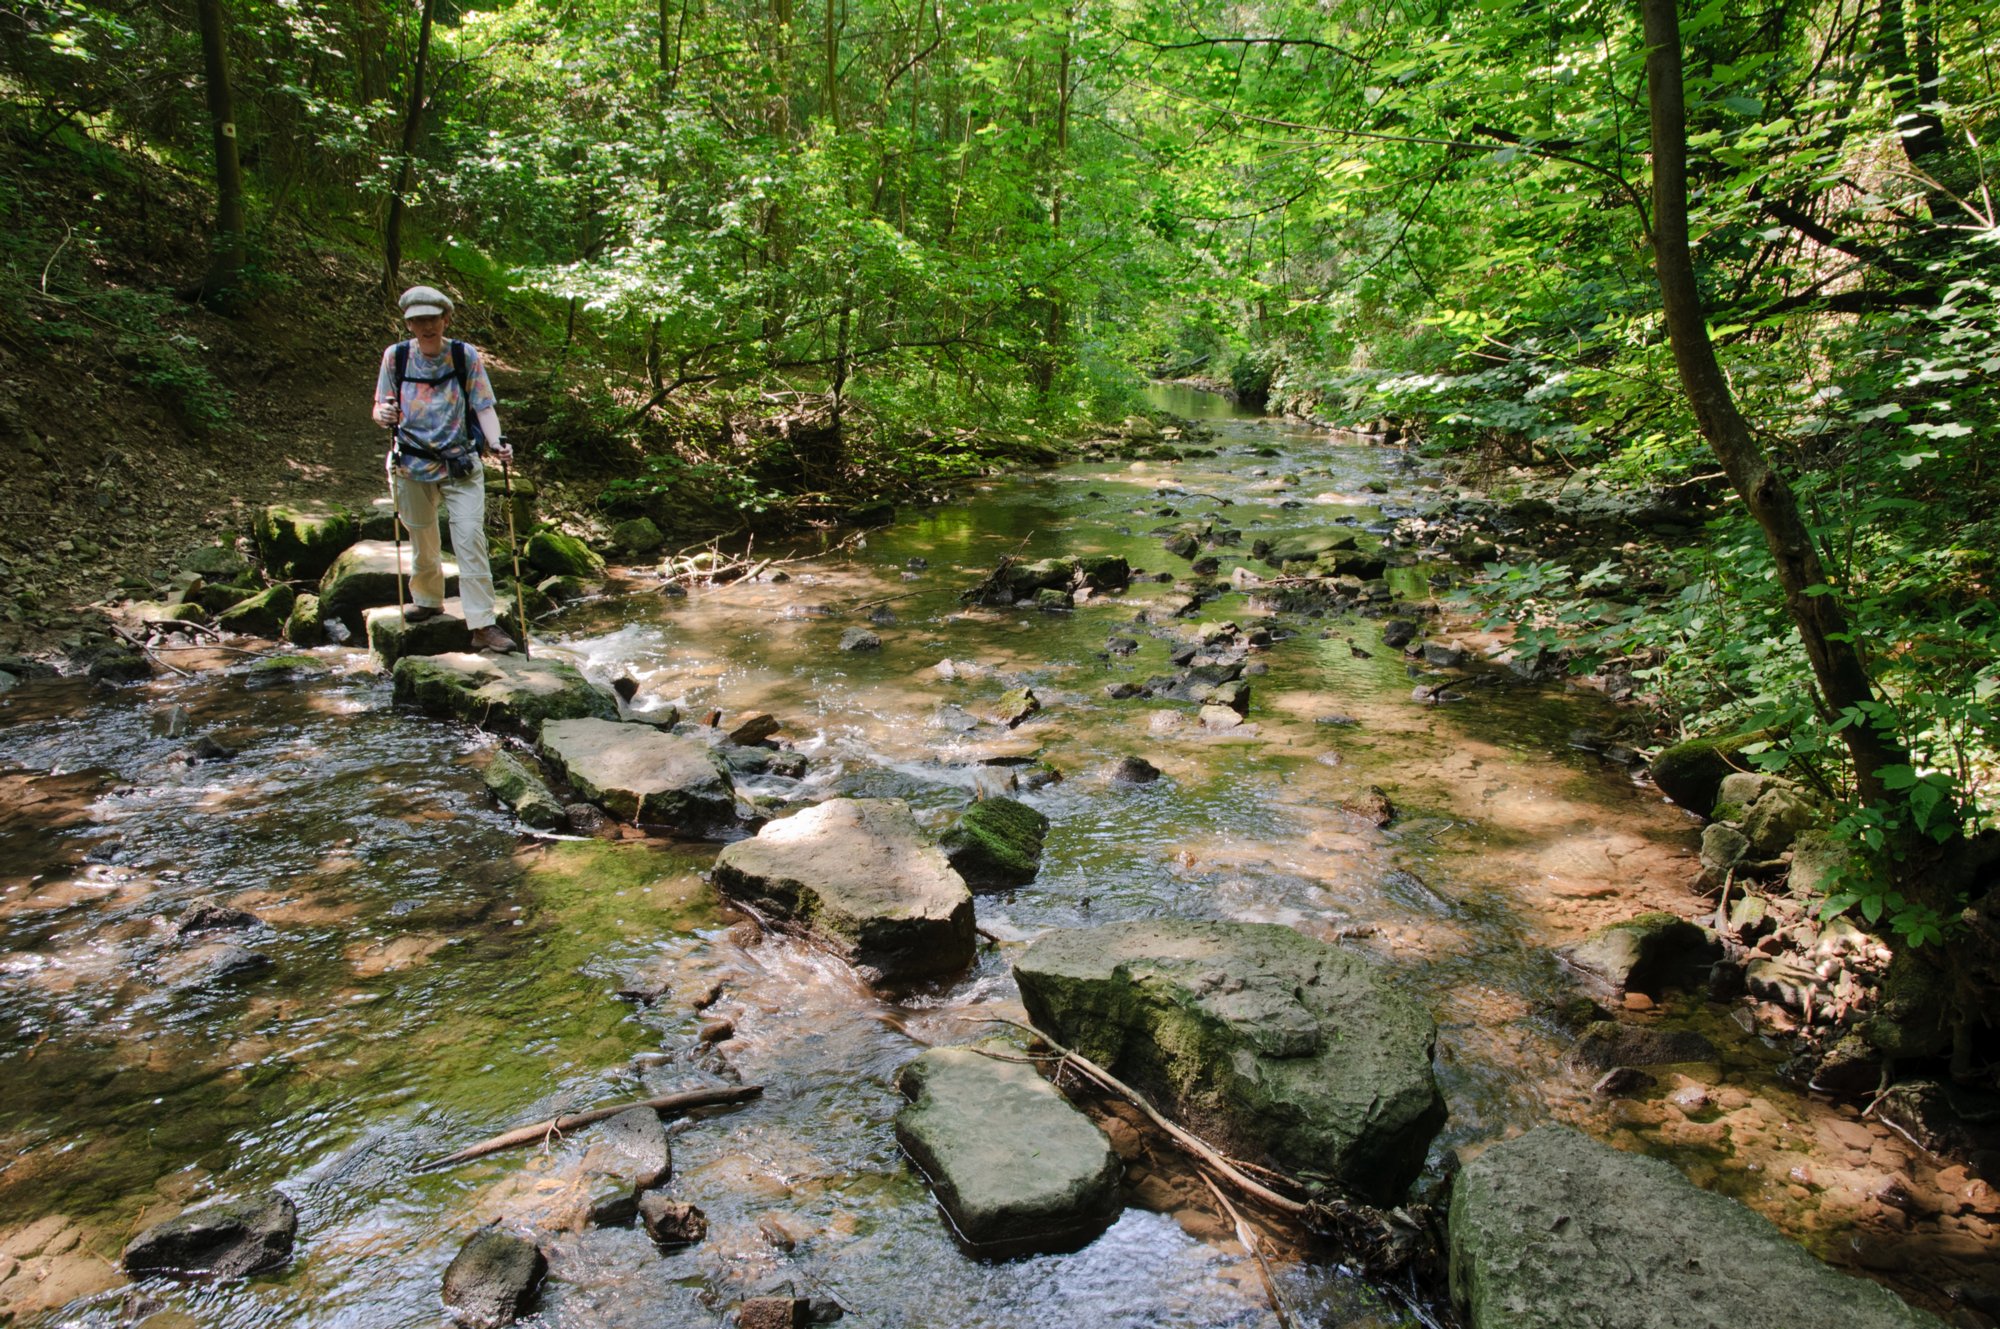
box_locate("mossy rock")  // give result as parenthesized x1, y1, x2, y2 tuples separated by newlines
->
(392, 652, 617, 737)
(282, 593, 323, 645)
(610, 517, 665, 556)
(1076, 554, 1130, 591)
(940, 797, 1050, 889)
(483, 750, 568, 830)
(1647, 727, 1774, 813)
(184, 544, 252, 580)
(1863, 951, 1953, 1059)
(253, 504, 358, 581)
(217, 584, 296, 638)
(524, 530, 606, 579)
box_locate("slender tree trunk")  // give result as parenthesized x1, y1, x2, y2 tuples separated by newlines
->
(193, 0, 247, 306)
(383, 0, 440, 294)
(1641, 0, 1907, 808)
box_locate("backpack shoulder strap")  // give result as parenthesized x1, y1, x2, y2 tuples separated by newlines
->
(450, 340, 469, 394)
(393, 340, 411, 386)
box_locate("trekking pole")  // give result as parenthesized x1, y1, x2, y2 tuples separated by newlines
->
(501, 452, 531, 659)
(385, 443, 406, 622)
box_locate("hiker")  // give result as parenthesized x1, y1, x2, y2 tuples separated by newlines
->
(371, 284, 517, 653)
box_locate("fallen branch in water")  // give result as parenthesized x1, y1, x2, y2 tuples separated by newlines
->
(964, 1016, 1443, 1287)
(656, 529, 865, 588)
(1199, 1169, 1296, 1329)
(108, 624, 192, 678)
(424, 1084, 762, 1169)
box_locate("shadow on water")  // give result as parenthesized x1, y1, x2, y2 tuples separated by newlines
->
(0, 388, 1880, 1326)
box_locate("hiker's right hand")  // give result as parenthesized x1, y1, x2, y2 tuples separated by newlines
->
(372, 400, 399, 427)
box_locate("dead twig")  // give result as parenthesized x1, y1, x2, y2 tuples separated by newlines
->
(1199, 1169, 1296, 1329)
(107, 623, 191, 678)
(423, 1084, 762, 1170)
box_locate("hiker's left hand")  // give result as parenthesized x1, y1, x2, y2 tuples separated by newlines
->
(488, 441, 514, 464)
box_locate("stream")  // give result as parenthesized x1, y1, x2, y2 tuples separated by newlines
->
(0, 388, 1956, 1326)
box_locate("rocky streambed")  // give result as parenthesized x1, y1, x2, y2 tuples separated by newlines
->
(0, 388, 1986, 1328)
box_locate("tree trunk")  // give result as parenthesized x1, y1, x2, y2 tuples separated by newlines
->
(383, 0, 440, 295)
(193, 0, 247, 306)
(1641, 0, 1907, 809)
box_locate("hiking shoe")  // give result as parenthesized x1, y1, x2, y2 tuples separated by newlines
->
(470, 625, 518, 654)
(403, 604, 443, 623)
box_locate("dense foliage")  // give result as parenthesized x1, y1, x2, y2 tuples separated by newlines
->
(3, 0, 1996, 932)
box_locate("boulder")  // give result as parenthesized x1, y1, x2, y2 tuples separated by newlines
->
(575, 1107, 672, 1224)
(122, 1192, 296, 1279)
(253, 504, 358, 581)
(1448, 1126, 1946, 1329)
(483, 751, 568, 830)
(726, 712, 781, 745)
(1382, 620, 1419, 649)
(895, 1045, 1122, 1257)
(1736, 778, 1825, 858)
(1109, 755, 1161, 784)
(441, 1227, 545, 1329)
(981, 687, 1040, 729)
(610, 517, 665, 556)
(1015, 919, 1445, 1202)
(939, 796, 1049, 889)
(216, 584, 296, 638)
(537, 718, 737, 830)
(318, 541, 458, 637)
(1556, 913, 1721, 999)
(281, 592, 323, 645)
(524, 530, 605, 579)
(184, 543, 252, 580)
(1647, 728, 1771, 814)
(711, 797, 977, 983)
(1077, 554, 1130, 591)
(1002, 558, 1079, 601)
(392, 653, 617, 737)
(839, 627, 883, 652)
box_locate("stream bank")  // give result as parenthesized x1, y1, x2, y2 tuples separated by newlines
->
(1, 388, 1988, 1327)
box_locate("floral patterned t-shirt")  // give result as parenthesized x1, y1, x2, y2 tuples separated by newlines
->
(375, 339, 497, 483)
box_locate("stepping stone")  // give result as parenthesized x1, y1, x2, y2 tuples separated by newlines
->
(1015, 918, 1445, 1203)
(940, 797, 1049, 889)
(482, 751, 567, 830)
(1449, 1126, 1946, 1329)
(895, 1045, 1121, 1257)
(536, 717, 738, 830)
(392, 653, 616, 737)
(254, 504, 357, 581)
(712, 797, 976, 984)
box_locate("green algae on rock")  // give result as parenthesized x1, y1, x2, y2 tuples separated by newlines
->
(939, 796, 1049, 889)
(391, 652, 615, 736)
(1014, 918, 1445, 1203)
(1449, 1126, 1946, 1329)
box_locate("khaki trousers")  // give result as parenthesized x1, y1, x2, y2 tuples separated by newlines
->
(394, 467, 497, 629)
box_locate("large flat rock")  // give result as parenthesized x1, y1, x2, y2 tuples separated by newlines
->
(121, 1192, 296, 1279)
(711, 797, 977, 983)
(895, 1046, 1121, 1257)
(319, 540, 458, 637)
(536, 717, 738, 831)
(392, 653, 616, 737)
(1449, 1126, 1945, 1329)
(1015, 919, 1445, 1203)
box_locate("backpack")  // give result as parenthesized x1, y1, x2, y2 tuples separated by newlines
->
(392, 339, 485, 476)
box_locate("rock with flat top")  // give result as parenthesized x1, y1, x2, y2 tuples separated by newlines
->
(712, 797, 976, 983)
(319, 540, 459, 636)
(940, 797, 1049, 889)
(482, 751, 567, 830)
(1557, 913, 1720, 999)
(537, 717, 737, 830)
(254, 504, 357, 581)
(122, 1192, 296, 1279)
(1448, 1126, 1946, 1329)
(895, 1045, 1121, 1256)
(392, 652, 616, 737)
(1015, 918, 1444, 1203)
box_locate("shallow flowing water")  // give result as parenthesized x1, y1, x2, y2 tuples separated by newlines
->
(0, 391, 1960, 1327)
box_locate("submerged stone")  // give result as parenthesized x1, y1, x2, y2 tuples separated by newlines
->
(392, 652, 616, 737)
(536, 717, 737, 830)
(895, 1045, 1122, 1257)
(1448, 1126, 1945, 1329)
(122, 1192, 296, 1279)
(711, 797, 977, 983)
(1015, 919, 1445, 1203)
